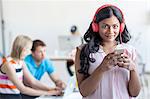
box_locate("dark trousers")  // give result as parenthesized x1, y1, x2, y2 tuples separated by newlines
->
(21, 94, 39, 99)
(0, 94, 22, 99)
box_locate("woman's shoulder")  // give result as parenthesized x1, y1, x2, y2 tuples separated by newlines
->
(77, 44, 86, 50)
(3, 57, 14, 65)
(120, 43, 137, 59)
(118, 43, 136, 50)
(0, 57, 16, 73)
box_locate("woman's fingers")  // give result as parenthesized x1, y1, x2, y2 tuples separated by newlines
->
(106, 52, 135, 71)
(101, 52, 128, 71)
(117, 55, 132, 70)
(105, 53, 120, 65)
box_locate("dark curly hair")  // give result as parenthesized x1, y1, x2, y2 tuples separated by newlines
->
(78, 5, 131, 76)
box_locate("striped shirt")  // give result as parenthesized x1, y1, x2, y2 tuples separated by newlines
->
(0, 57, 23, 94)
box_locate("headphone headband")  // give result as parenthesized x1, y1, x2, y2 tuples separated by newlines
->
(93, 4, 125, 23)
(92, 4, 125, 34)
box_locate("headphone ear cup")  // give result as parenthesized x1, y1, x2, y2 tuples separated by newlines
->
(120, 23, 125, 33)
(92, 22, 99, 32)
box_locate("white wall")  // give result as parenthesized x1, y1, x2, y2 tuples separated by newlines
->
(0, 18, 2, 53)
(1, 0, 150, 71)
(0, 0, 3, 53)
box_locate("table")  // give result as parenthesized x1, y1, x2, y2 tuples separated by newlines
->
(37, 92, 82, 99)
(49, 56, 73, 61)
(49, 55, 74, 76)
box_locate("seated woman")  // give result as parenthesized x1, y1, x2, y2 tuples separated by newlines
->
(0, 35, 62, 99)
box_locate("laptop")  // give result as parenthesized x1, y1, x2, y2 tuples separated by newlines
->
(37, 76, 79, 99)
(63, 76, 78, 97)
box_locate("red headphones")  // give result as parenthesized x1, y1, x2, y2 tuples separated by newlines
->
(92, 4, 125, 33)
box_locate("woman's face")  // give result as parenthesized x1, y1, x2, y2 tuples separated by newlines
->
(20, 43, 32, 60)
(98, 15, 120, 43)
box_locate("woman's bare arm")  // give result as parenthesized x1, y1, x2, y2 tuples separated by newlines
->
(1, 62, 61, 96)
(75, 48, 105, 97)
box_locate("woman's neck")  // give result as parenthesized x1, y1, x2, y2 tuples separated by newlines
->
(101, 41, 117, 54)
(103, 41, 117, 47)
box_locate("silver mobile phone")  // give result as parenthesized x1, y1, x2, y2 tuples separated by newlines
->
(115, 49, 124, 54)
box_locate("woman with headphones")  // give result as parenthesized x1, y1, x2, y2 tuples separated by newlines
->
(75, 4, 141, 99)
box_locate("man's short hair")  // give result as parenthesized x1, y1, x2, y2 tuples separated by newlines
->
(31, 39, 46, 52)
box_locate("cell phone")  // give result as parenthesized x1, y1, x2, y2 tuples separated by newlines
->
(115, 49, 124, 54)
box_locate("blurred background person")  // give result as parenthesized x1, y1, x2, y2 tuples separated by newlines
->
(0, 35, 62, 99)
(24, 39, 66, 91)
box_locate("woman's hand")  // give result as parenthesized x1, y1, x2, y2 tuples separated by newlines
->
(99, 52, 120, 72)
(117, 53, 136, 71)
